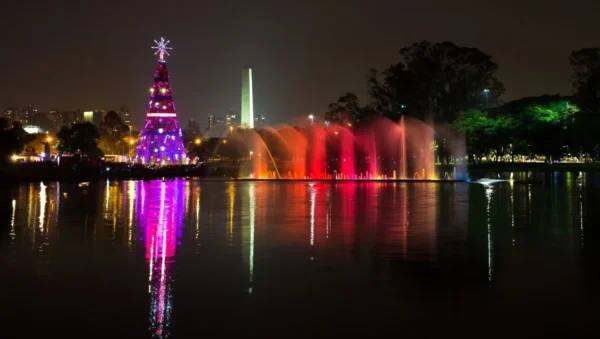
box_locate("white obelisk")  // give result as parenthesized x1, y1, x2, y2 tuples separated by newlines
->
(241, 68, 254, 128)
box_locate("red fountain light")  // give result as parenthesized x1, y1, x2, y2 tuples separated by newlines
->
(233, 115, 449, 181)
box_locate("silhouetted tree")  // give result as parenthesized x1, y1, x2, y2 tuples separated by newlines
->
(0, 118, 27, 164)
(98, 110, 130, 154)
(570, 48, 600, 158)
(325, 93, 366, 125)
(57, 122, 103, 157)
(368, 41, 505, 123)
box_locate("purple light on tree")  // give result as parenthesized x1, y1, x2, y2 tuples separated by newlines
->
(136, 38, 186, 165)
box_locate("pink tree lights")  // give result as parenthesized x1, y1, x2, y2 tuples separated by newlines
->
(136, 38, 186, 164)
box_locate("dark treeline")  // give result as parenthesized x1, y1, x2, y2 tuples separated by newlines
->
(0, 118, 27, 165)
(325, 41, 600, 163)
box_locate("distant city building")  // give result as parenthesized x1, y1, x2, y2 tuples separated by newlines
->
(3, 107, 18, 121)
(2, 105, 38, 126)
(207, 114, 215, 130)
(185, 119, 201, 138)
(19, 105, 36, 126)
(29, 111, 53, 132)
(83, 110, 105, 125)
(118, 105, 131, 126)
(254, 114, 266, 129)
(61, 109, 82, 125)
(4, 106, 87, 132)
(48, 109, 60, 131)
(215, 116, 226, 124)
(226, 110, 237, 126)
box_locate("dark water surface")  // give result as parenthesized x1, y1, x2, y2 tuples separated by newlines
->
(0, 174, 598, 338)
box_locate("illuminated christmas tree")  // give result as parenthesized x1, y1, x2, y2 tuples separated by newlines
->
(136, 38, 186, 164)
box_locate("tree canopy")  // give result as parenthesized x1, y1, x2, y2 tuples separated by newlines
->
(0, 118, 27, 164)
(454, 98, 579, 163)
(569, 48, 600, 155)
(57, 122, 103, 157)
(325, 41, 505, 126)
(324, 93, 365, 125)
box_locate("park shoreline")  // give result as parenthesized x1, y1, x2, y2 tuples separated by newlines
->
(1, 161, 596, 184)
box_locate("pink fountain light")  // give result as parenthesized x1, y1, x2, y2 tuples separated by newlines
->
(227, 115, 458, 181)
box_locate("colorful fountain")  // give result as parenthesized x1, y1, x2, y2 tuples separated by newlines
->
(224, 115, 466, 181)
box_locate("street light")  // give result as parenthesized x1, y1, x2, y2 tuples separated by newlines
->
(194, 138, 201, 145)
(483, 89, 490, 107)
(308, 114, 314, 125)
(229, 126, 233, 136)
(249, 151, 254, 160)
(46, 136, 53, 143)
(128, 138, 134, 158)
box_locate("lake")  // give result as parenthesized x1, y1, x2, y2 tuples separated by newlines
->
(0, 174, 598, 338)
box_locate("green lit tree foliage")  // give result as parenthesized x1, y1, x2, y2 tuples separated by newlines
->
(453, 109, 499, 163)
(520, 101, 578, 162)
(455, 98, 579, 164)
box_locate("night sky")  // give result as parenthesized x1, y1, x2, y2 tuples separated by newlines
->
(3, 0, 599, 129)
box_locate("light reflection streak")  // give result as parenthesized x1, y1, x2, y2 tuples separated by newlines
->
(483, 183, 494, 284)
(158, 182, 167, 333)
(105, 179, 110, 220)
(55, 182, 60, 224)
(510, 179, 515, 246)
(112, 184, 118, 238)
(579, 172, 583, 247)
(144, 180, 185, 338)
(185, 181, 191, 216)
(196, 187, 200, 241)
(39, 182, 47, 232)
(401, 183, 408, 258)
(27, 184, 34, 232)
(528, 184, 532, 212)
(228, 183, 235, 245)
(247, 184, 256, 295)
(309, 183, 316, 246)
(149, 234, 154, 293)
(128, 181, 136, 249)
(10, 199, 16, 239)
(326, 190, 331, 239)
(141, 182, 146, 218)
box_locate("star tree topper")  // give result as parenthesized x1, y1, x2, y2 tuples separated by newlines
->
(152, 37, 172, 61)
